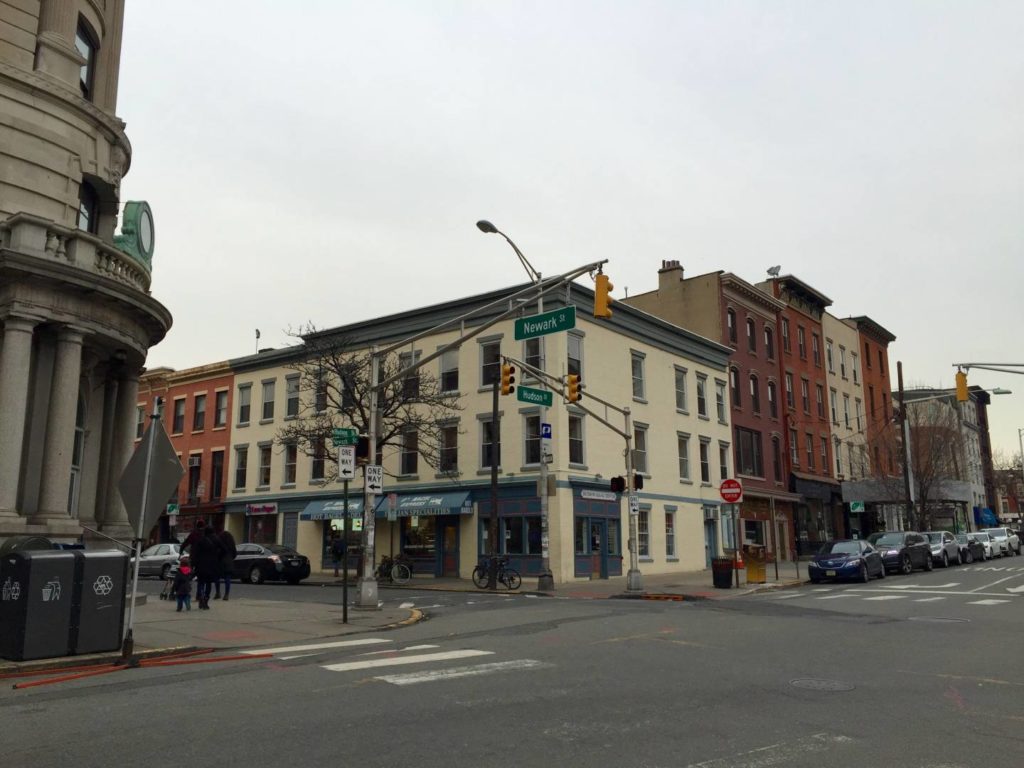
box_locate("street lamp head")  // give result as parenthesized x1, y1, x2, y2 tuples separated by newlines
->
(476, 220, 498, 234)
(991, 388, 1012, 395)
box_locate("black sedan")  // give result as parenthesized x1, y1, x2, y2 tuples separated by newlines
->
(808, 540, 886, 583)
(232, 543, 311, 585)
(955, 533, 986, 564)
(873, 531, 933, 574)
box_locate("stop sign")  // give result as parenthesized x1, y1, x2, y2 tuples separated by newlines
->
(720, 478, 743, 503)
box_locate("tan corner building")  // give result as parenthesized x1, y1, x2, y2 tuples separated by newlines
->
(1, 1, 171, 543)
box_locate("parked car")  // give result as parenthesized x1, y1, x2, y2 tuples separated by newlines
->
(872, 532, 933, 574)
(808, 540, 886, 583)
(968, 531, 995, 560)
(232, 543, 311, 585)
(955, 534, 986, 564)
(983, 527, 1021, 557)
(924, 531, 961, 567)
(131, 542, 181, 579)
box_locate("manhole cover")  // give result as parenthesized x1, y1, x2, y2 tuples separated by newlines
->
(908, 616, 969, 624)
(790, 678, 855, 692)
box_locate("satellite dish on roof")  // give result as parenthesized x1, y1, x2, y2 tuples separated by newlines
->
(767, 265, 781, 277)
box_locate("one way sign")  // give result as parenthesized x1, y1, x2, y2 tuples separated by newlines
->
(365, 464, 383, 493)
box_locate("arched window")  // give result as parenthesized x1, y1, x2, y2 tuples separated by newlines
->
(730, 366, 741, 406)
(746, 318, 756, 352)
(764, 327, 775, 358)
(767, 381, 778, 418)
(727, 309, 737, 344)
(750, 374, 760, 414)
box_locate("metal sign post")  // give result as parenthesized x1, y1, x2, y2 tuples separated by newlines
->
(342, 479, 349, 624)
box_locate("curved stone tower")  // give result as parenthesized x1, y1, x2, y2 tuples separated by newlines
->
(1, 0, 172, 543)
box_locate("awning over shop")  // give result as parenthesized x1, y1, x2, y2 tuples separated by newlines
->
(299, 497, 367, 521)
(375, 491, 472, 518)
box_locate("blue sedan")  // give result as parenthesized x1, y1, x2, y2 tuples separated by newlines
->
(808, 540, 886, 584)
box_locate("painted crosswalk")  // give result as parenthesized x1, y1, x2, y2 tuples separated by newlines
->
(765, 585, 1022, 608)
(245, 637, 551, 686)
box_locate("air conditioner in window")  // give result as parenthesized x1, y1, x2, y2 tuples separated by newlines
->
(704, 506, 717, 521)
(188, 456, 201, 467)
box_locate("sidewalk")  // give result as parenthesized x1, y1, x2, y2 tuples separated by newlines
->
(308, 561, 806, 600)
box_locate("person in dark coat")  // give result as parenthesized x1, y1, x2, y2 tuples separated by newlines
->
(213, 528, 237, 600)
(190, 526, 219, 609)
(181, 519, 205, 555)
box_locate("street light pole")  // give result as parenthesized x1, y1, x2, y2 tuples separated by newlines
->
(897, 361, 916, 530)
(476, 220, 554, 591)
(1017, 428, 1024, 525)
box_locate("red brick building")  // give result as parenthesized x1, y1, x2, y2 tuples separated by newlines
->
(136, 362, 233, 543)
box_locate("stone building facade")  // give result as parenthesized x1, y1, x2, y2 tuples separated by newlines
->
(1, 0, 171, 543)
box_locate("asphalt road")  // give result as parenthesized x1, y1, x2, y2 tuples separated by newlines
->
(4, 562, 1023, 768)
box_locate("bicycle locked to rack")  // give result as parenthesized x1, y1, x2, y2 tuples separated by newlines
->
(376, 554, 414, 585)
(471, 555, 522, 590)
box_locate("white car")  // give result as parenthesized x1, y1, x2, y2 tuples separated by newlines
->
(983, 527, 1020, 557)
(967, 532, 994, 560)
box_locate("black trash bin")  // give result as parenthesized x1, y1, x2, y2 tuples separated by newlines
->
(711, 557, 734, 589)
(72, 550, 128, 655)
(0, 550, 76, 661)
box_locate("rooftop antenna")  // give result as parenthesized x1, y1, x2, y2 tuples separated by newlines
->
(255, 328, 261, 354)
(767, 265, 781, 277)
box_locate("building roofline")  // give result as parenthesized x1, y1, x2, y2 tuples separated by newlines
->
(773, 274, 833, 308)
(847, 315, 897, 343)
(720, 273, 787, 312)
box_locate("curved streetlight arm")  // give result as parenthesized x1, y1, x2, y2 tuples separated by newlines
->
(477, 219, 542, 284)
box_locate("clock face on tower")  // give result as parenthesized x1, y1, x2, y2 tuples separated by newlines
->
(115, 200, 155, 267)
(139, 205, 154, 257)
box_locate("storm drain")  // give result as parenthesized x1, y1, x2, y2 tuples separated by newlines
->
(789, 678, 855, 692)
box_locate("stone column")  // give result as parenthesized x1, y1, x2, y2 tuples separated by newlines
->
(34, 0, 83, 88)
(34, 327, 85, 521)
(96, 0, 126, 112)
(0, 317, 38, 516)
(93, 374, 120, 521)
(102, 371, 139, 530)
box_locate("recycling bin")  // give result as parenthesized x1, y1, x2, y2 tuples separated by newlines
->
(711, 557, 734, 589)
(71, 550, 128, 655)
(0, 550, 76, 661)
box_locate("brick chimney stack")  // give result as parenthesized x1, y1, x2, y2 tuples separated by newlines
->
(658, 259, 683, 291)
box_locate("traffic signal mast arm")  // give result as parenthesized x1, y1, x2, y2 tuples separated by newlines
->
(951, 363, 1024, 402)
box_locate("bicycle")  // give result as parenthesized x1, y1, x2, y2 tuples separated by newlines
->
(376, 555, 412, 585)
(471, 555, 521, 590)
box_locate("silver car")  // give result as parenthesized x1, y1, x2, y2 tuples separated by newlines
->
(983, 527, 1020, 557)
(131, 542, 182, 578)
(968, 532, 994, 560)
(924, 531, 961, 567)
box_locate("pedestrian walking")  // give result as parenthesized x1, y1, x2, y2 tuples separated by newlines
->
(181, 519, 205, 555)
(214, 527, 237, 600)
(330, 532, 346, 577)
(191, 526, 219, 609)
(173, 556, 193, 612)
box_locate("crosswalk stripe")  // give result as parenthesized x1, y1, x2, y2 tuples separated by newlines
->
(360, 644, 439, 656)
(816, 594, 855, 600)
(375, 659, 550, 686)
(967, 599, 1009, 606)
(243, 638, 391, 656)
(323, 649, 493, 672)
(913, 597, 945, 602)
(862, 595, 906, 601)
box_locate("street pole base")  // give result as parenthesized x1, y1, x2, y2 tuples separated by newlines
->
(625, 568, 643, 593)
(354, 577, 381, 609)
(536, 571, 555, 591)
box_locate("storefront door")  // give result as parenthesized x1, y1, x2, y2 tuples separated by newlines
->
(704, 519, 717, 567)
(438, 518, 459, 577)
(590, 520, 608, 579)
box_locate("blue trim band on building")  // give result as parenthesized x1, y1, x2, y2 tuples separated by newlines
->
(375, 491, 472, 518)
(300, 498, 368, 521)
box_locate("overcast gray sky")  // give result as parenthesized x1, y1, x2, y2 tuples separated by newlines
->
(118, 1, 1024, 458)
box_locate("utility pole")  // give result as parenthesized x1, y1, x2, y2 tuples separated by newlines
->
(624, 408, 641, 593)
(897, 361, 916, 530)
(488, 377, 500, 589)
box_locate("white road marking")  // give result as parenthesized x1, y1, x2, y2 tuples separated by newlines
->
(280, 652, 327, 660)
(243, 638, 391, 655)
(811, 588, 833, 592)
(359, 644, 440, 656)
(846, 588, 1021, 598)
(684, 733, 853, 768)
(323, 649, 493, 672)
(1007, 585, 1024, 594)
(816, 594, 856, 600)
(374, 659, 550, 686)
(971, 575, 1020, 593)
(771, 593, 803, 599)
(913, 597, 946, 603)
(399, 601, 415, 609)
(967, 599, 1010, 606)
(863, 595, 907, 601)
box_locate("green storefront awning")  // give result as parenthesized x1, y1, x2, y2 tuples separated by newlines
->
(299, 497, 367, 521)
(375, 491, 473, 518)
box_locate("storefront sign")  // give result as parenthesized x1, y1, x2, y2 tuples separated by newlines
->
(849, 501, 865, 513)
(581, 489, 617, 502)
(245, 503, 278, 516)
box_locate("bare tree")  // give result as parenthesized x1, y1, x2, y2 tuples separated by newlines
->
(275, 325, 463, 481)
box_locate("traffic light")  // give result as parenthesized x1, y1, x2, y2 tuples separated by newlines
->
(500, 363, 516, 396)
(567, 374, 582, 403)
(610, 476, 626, 493)
(955, 370, 969, 402)
(633, 473, 644, 490)
(594, 272, 613, 319)
(355, 435, 370, 464)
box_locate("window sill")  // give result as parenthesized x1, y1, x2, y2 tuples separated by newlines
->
(434, 471, 460, 480)
(212, 425, 227, 432)
(284, 415, 298, 421)
(639, 557, 654, 563)
(170, 431, 184, 438)
(255, 486, 270, 492)
(632, 397, 648, 405)
(666, 557, 679, 563)
(676, 409, 689, 416)
(718, 419, 729, 426)
(698, 414, 710, 421)
(477, 468, 502, 476)
(398, 474, 419, 481)
(679, 478, 693, 485)
(568, 463, 588, 471)
(237, 422, 249, 429)
(191, 428, 204, 435)
(231, 488, 247, 494)
(280, 483, 296, 490)
(701, 482, 713, 488)
(259, 418, 274, 425)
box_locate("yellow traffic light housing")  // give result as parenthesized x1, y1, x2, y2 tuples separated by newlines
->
(594, 272, 613, 319)
(955, 369, 968, 402)
(567, 374, 582, 403)
(500, 363, 516, 396)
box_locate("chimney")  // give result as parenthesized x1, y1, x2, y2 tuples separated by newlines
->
(658, 259, 683, 291)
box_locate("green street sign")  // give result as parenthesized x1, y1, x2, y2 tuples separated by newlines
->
(850, 501, 865, 513)
(517, 385, 553, 408)
(332, 427, 359, 447)
(514, 305, 577, 341)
